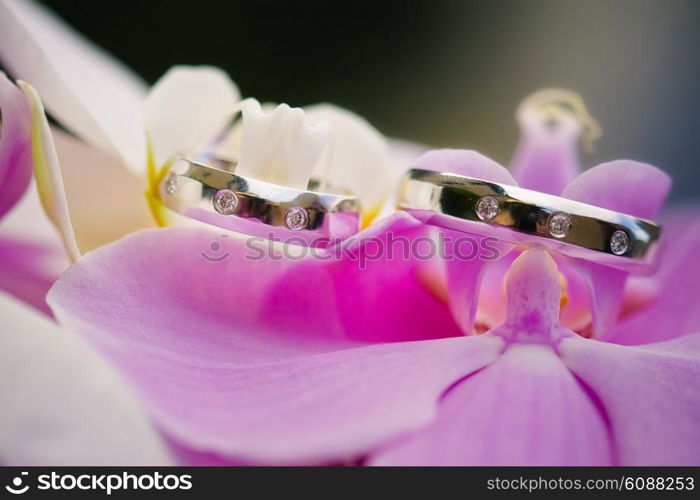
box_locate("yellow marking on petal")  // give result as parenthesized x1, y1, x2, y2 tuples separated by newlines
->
(28, 105, 53, 215)
(559, 271, 569, 310)
(19, 81, 80, 261)
(361, 203, 381, 229)
(144, 138, 173, 227)
(145, 191, 172, 227)
(518, 88, 602, 153)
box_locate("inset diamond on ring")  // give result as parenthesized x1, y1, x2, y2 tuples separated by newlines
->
(610, 229, 631, 256)
(548, 212, 572, 239)
(285, 207, 309, 231)
(476, 196, 500, 221)
(213, 189, 239, 215)
(164, 173, 178, 195)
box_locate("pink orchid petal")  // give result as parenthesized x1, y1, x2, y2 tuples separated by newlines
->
(561, 160, 671, 220)
(103, 336, 503, 463)
(509, 90, 586, 195)
(0, 236, 64, 315)
(439, 228, 512, 334)
(49, 227, 356, 365)
(570, 260, 627, 338)
(561, 161, 671, 337)
(560, 334, 700, 465)
(323, 212, 464, 342)
(0, 72, 31, 219)
(372, 249, 612, 465)
(0, 181, 69, 316)
(472, 251, 515, 329)
(411, 149, 517, 333)
(47, 223, 504, 462)
(415, 149, 518, 184)
(166, 437, 248, 466)
(370, 343, 613, 465)
(49, 219, 462, 367)
(1, 178, 64, 244)
(555, 254, 593, 332)
(0, 292, 171, 465)
(607, 206, 700, 344)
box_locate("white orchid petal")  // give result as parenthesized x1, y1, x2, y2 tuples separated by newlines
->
(0, 0, 147, 170)
(0, 292, 172, 465)
(375, 137, 428, 221)
(19, 81, 80, 261)
(305, 104, 394, 222)
(236, 99, 330, 189)
(53, 129, 156, 253)
(144, 66, 241, 168)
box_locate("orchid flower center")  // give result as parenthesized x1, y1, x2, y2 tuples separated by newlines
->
(502, 248, 562, 340)
(517, 88, 602, 153)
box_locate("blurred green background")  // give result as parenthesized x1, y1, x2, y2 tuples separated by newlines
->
(41, 0, 700, 201)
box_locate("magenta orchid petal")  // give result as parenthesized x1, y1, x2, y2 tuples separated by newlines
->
(0, 73, 59, 315)
(326, 212, 464, 342)
(415, 149, 518, 185)
(509, 90, 587, 195)
(439, 228, 512, 334)
(607, 207, 700, 344)
(49, 227, 358, 365)
(0, 72, 31, 219)
(0, 236, 64, 315)
(47, 225, 505, 462)
(411, 149, 517, 334)
(560, 334, 700, 465)
(561, 160, 671, 220)
(0, 181, 69, 316)
(554, 253, 592, 332)
(102, 336, 503, 463)
(370, 344, 613, 465)
(570, 260, 627, 338)
(560, 161, 671, 337)
(472, 251, 516, 329)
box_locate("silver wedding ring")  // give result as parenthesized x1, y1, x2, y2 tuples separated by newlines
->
(160, 158, 361, 240)
(397, 168, 661, 271)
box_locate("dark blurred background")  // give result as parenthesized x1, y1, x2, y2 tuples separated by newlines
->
(40, 0, 700, 201)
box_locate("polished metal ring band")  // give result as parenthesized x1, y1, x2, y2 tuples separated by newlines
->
(397, 168, 661, 269)
(160, 158, 361, 236)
